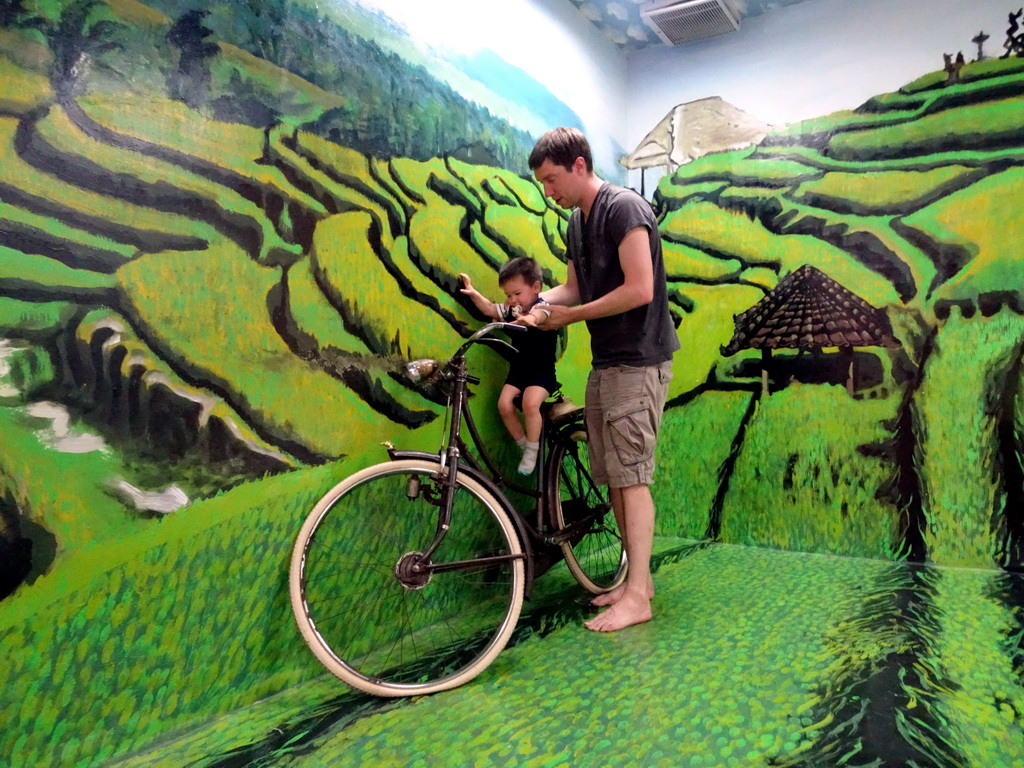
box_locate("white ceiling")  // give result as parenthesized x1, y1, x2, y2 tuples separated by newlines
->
(564, 0, 821, 51)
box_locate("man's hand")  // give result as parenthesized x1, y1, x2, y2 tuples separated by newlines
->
(515, 303, 576, 330)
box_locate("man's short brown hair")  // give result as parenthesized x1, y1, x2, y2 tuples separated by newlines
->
(529, 127, 593, 173)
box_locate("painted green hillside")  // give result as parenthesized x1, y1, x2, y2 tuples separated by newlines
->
(0, 26, 589, 765)
(653, 54, 1024, 571)
(0, 64, 590, 588)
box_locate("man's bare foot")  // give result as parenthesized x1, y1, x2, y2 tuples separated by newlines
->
(584, 593, 652, 632)
(591, 579, 654, 607)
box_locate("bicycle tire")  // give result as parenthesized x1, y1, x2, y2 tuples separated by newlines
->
(289, 459, 526, 697)
(547, 419, 628, 593)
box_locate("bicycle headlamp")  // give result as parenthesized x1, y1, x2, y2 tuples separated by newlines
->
(406, 359, 438, 382)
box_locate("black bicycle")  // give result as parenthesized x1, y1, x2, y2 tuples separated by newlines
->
(288, 322, 626, 696)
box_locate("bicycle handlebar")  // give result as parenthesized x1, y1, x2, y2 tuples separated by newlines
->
(405, 323, 526, 383)
(454, 322, 524, 359)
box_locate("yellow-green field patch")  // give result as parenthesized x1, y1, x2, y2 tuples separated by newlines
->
(312, 212, 462, 361)
(795, 165, 974, 212)
(0, 54, 51, 114)
(118, 242, 382, 458)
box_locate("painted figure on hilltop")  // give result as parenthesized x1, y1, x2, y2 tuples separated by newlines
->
(1001, 8, 1024, 58)
(971, 30, 989, 62)
(943, 51, 966, 84)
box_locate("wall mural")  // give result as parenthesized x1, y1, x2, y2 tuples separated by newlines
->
(653, 30, 1024, 570)
(1, 0, 1024, 765)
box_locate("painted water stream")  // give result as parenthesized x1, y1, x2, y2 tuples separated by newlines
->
(0, 339, 190, 597)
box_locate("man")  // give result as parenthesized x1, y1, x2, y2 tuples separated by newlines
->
(523, 127, 679, 633)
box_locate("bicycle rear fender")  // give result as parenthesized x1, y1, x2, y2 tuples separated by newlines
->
(387, 449, 536, 595)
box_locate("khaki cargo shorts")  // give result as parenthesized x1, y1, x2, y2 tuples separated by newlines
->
(584, 360, 673, 488)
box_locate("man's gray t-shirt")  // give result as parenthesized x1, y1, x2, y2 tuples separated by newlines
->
(567, 182, 680, 369)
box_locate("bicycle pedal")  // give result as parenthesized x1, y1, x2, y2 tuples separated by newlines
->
(548, 398, 583, 424)
(545, 528, 588, 546)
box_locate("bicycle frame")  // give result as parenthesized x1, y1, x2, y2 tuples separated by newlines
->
(388, 322, 577, 594)
(290, 326, 627, 696)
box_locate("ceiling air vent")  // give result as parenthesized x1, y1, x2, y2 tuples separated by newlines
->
(640, 0, 741, 46)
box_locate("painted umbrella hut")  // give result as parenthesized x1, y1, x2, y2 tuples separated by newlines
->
(619, 96, 770, 196)
(722, 265, 900, 396)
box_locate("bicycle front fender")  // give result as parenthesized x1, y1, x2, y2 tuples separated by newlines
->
(387, 450, 536, 594)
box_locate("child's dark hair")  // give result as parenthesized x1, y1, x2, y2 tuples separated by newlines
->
(528, 127, 593, 173)
(498, 257, 543, 287)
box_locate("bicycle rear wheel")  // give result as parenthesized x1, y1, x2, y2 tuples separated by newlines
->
(290, 459, 526, 696)
(548, 420, 628, 593)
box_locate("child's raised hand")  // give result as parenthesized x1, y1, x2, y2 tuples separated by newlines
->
(459, 272, 503, 320)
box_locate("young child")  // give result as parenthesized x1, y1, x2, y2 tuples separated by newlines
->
(460, 258, 558, 474)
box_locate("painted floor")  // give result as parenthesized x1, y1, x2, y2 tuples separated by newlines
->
(115, 540, 1024, 768)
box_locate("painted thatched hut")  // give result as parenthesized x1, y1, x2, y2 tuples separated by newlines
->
(722, 265, 900, 395)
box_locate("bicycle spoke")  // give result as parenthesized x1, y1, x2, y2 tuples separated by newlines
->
(291, 461, 524, 694)
(549, 424, 627, 594)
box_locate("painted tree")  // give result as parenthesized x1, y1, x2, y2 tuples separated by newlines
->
(0, 0, 30, 27)
(165, 9, 220, 110)
(22, 0, 127, 100)
(239, 0, 286, 65)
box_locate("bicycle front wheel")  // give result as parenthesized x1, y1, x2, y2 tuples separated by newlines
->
(548, 421, 628, 593)
(290, 459, 526, 696)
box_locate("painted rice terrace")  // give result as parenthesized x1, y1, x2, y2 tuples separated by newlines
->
(1, 0, 1024, 762)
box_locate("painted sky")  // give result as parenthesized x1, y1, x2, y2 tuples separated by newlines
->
(624, 0, 1012, 188)
(353, 4, 584, 135)
(629, 0, 1011, 131)
(347, 0, 629, 178)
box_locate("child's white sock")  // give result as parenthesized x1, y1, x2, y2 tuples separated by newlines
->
(518, 441, 539, 475)
(516, 436, 528, 449)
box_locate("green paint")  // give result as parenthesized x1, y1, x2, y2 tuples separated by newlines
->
(110, 544, 1024, 768)
(1, 8, 1023, 765)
